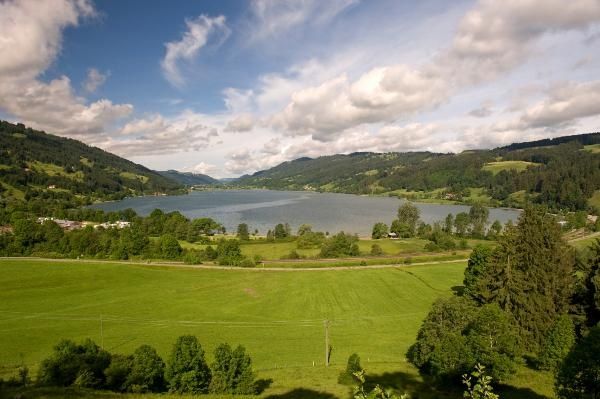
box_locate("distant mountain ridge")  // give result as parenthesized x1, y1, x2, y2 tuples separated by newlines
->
(235, 132, 600, 211)
(158, 170, 219, 185)
(0, 120, 182, 204)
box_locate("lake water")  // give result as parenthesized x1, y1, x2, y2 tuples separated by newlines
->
(92, 190, 521, 236)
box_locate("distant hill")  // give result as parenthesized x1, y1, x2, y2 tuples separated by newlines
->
(235, 133, 600, 212)
(158, 170, 218, 185)
(0, 120, 182, 204)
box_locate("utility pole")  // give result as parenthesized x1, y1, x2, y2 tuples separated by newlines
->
(324, 319, 329, 367)
(100, 314, 104, 349)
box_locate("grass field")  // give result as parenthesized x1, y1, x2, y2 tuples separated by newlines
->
(583, 144, 600, 154)
(481, 161, 539, 175)
(179, 237, 492, 264)
(0, 259, 554, 398)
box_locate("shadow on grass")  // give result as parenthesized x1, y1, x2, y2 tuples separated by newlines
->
(364, 371, 551, 399)
(263, 388, 339, 399)
(365, 371, 459, 399)
(497, 384, 551, 399)
(255, 377, 274, 394)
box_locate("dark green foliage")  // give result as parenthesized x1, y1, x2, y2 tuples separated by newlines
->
(165, 335, 211, 393)
(37, 339, 111, 388)
(469, 204, 489, 238)
(209, 343, 256, 394)
(297, 230, 325, 249)
(274, 223, 291, 239)
(454, 212, 470, 237)
(371, 222, 389, 239)
(370, 244, 383, 256)
(157, 170, 218, 185)
(463, 245, 492, 302)
(338, 353, 362, 385)
(216, 239, 244, 266)
(555, 325, 600, 399)
(537, 315, 575, 371)
(573, 239, 600, 327)
(158, 234, 182, 260)
(236, 223, 250, 241)
(475, 207, 575, 351)
(462, 364, 499, 399)
(104, 354, 132, 392)
(444, 214, 454, 234)
(397, 203, 420, 237)
(407, 298, 519, 383)
(320, 232, 359, 258)
(126, 345, 165, 393)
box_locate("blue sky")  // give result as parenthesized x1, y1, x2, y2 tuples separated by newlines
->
(1, 0, 600, 177)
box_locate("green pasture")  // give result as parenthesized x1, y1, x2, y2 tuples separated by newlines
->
(589, 190, 600, 209)
(0, 259, 554, 398)
(482, 161, 539, 175)
(583, 144, 600, 154)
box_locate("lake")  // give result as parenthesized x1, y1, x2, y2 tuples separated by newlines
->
(92, 190, 521, 236)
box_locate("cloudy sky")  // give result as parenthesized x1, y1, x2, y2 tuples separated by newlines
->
(1, 0, 600, 177)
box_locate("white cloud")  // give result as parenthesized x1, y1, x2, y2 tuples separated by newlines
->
(0, 0, 133, 139)
(83, 68, 109, 93)
(224, 113, 255, 132)
(182, 161, 219, 175)
(249, 0, 357, 41)
(103, 111, 220, 157)
(268, 0, 600, 141)
(161, 15, 229, 87)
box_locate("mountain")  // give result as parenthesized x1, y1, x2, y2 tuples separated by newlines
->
(158, 170, 218, 185)
(0, 120, 182, 204)
(235, 133, 600, 212)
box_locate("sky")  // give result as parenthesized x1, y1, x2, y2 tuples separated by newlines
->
(1, 0, 600, 178)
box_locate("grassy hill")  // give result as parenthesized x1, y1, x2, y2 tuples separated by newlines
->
(158, 169, 219, 185)
(0, 259, 554, 399)
(0, 121, 182, 204)
(235, 133, 600, 212)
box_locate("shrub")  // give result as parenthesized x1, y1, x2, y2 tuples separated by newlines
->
(165, 336, 211, 393)
(370, 244, 383, 256)
(126, 345, 165, 393)
(320, 232, 359, 258)
(555, 325, 600, 398)
(216, 239, 244, 266)
(37, 338, 111, 388)
(239, 257, 256, 268)
(338, 353, 361, 385)
(104, 354, 132, 392)
(537, 315, 575, 370)
(209, 343, 255, 394)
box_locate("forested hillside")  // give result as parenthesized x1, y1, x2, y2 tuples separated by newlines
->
(0, 121, 182, 207)
(158, 170, 218, 185)
(236, 133, 600, 212)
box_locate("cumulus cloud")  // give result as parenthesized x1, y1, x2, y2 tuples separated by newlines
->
(161, 15, 229, 87)
(0, 0, 133, 139)
(224, 114, 255, 132)
(100, 111, 219, 157)
(268, 0, 600, 141)
(249, 0, 357, 41)
(182, 161, 219, 175)
(506, 80, 600, 131)
(83, 68, 109, 93)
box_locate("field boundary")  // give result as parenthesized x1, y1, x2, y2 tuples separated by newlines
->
(0, 256, 468, 272)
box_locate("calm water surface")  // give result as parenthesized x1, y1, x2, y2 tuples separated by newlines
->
(93, 190, 521, 236)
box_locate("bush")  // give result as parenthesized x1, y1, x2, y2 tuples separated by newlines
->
(104, 354, 132, 392)
(183, 250, 203, 265)
(239, 257, 256, 268)
(126, 345, 165, 393)
(37, 338, 111, 388)
(320, 232, 359, 258)
(555, 325, 600, 398)
(216, 239, 244, 266)
(165, 335, 211, 393)
(537, 315, 575, 370)
(370, 244, 383, 256)
(209, 343, 255, 394)
(338, 353, 361, 385)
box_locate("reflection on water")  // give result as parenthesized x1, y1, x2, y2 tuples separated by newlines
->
(92, 190, 521, 236)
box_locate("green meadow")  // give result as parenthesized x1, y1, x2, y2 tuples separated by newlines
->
(481, 160, 539, 175)
(0, 259, 555, 398)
